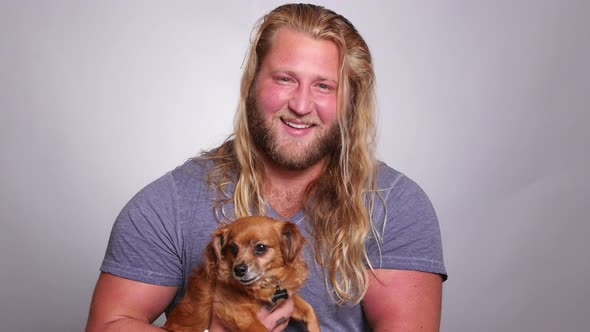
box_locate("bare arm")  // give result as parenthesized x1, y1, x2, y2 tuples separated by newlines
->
(86, 272, 179, 332)
(363, 269, 442, 332)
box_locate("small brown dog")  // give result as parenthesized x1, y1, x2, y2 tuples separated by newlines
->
(163, 216, 320, 331)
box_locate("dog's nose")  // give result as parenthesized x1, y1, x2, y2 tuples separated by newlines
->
(233, 263, 248, 277)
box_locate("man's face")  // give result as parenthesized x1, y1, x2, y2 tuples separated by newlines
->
(248, 28, 340, 170)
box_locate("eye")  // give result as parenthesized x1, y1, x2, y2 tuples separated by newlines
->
(277, 77, 291, 84)
(316, 82, 335, 92)
(254, 244, 268, 256)
(274, 75, 293, 85)
(228, 243, 238, 256)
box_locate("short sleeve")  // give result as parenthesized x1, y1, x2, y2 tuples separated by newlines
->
(367, 166, 447, 280)
(100, 172, 184, 286)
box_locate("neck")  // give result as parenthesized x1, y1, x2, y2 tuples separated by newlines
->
(264, 159, 326, 190)
(262, 157, 327, 218)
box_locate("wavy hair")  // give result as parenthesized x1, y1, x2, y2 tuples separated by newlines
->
(202, 3, 378, 305)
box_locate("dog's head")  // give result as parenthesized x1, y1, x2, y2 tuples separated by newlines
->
(204, 216, 306, 288)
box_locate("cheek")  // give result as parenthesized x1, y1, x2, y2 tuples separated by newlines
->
(260, 251, 284, 268)
(218, 257, 233, 277)
(316, 96, 338, 125)
(256, 80, 289, 115)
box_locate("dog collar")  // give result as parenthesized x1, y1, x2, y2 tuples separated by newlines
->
(265, 285, 289, 312)
(272, 286, 289, 302)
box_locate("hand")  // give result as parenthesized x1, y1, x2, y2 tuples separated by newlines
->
(208, 297, 294, 332)
(208, 312, 226, 332)
(258, 297, 295, 332)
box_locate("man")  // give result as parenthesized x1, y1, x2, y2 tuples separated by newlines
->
(86, 3, 447, 331)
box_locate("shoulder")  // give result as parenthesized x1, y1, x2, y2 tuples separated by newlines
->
(369, 161, 447, 279)
(119, 158, 214, 221)
(375, 161, 405, 188)
(144, 158, 213, 198)
(375, 161, 431, 209)
(170, 157, 214, 185)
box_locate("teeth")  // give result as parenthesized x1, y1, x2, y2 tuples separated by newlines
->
(285, 121, 312, 129)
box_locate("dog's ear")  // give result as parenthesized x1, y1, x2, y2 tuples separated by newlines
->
(205, 224, 230, 275)
(280, 221, 305, 263)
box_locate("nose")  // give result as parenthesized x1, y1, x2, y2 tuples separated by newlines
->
(233, 263, 248, 277)
(288, 86, 313, 115)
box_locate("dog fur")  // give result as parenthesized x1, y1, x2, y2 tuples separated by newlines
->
(163, 216, 320, 331)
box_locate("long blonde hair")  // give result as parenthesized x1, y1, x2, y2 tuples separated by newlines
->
(203, 3, 378, 305)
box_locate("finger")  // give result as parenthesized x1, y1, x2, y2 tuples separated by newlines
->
(258, 297, 294, 318)
(272, 316, 290, 332)
(275, 316, 289, 326)
(209, 301, 228, 332)
(259, 298, 294, 330)
(208, 313, 228, 332)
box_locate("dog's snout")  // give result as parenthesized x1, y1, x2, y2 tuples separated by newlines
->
(233, 263, 248, 277)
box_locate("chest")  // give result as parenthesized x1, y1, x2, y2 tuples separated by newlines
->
(265, 189, 305, 219)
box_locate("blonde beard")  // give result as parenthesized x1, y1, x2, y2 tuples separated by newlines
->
(247, 103, 341, 170)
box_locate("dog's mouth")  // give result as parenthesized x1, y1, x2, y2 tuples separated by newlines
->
(234, 272, 262, 285)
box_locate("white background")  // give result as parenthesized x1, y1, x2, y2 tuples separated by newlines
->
(1, 1, 589, 331)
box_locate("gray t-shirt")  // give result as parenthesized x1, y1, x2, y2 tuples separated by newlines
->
(101, 158, 447, 331)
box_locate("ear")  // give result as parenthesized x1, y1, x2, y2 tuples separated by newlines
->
(280, 221, 306, 263)
(205, 224, 230, 276)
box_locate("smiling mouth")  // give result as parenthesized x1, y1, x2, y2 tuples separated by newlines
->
(282, 118, 314, 129)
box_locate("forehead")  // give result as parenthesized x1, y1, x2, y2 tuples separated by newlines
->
(229, 218, 281, 243)
(262, 28, 339, 81)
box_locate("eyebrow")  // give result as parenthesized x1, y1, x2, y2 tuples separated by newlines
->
(273, 69, 338, 84)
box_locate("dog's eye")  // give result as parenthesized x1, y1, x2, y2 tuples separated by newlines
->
(228, 243, 238, 256)
(254, 244, 268, 256)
